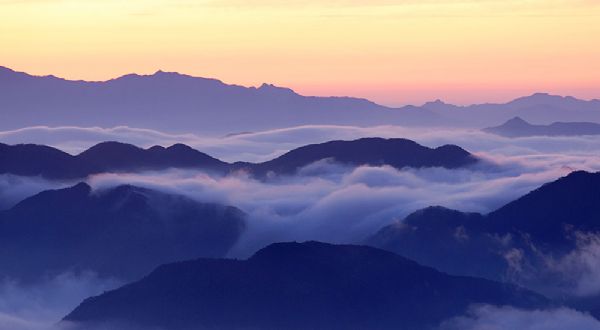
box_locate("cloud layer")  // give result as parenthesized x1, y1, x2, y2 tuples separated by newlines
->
(5, 124, 600, 163)
(4, 124, 600, 328)
(441, 305, 600, 330)
(0, 273, 120, 330)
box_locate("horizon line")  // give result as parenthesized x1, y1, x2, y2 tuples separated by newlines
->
(1, 65, 599, 108)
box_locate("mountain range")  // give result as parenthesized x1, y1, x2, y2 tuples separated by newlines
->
(1, 66, 599, 133)
(0, 138, 478, 180)
(483, 116, 600, 137)
(63, 241, 549, 330)
(0, 183, 246, 282)
(368, 170, 600, 302)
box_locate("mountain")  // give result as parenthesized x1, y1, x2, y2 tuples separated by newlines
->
(422, 92, 600, 127)
(0, 138, 478, 180)
(0, 66, 435, 134)
(0, 141, 229, 179)
(237, 137, 478, 177)
(0, 183, 246, 281)
(63, 241, 548, 330)
(483, 116, 600, 137)
(2, 66, 599, 132)
(77, 141, 228, 173)
(368, 171, 600, 295)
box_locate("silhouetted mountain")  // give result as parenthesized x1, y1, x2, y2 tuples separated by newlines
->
(369, 206, 505, 281)
(0, 183, 246, 281)
(0, 142, 93, 178)
(486, 170, 600, 251)
(421, 93, 600, 127)
(0, 138, 478, 179)
(2, 66, 599, 132)
(78, 141, 228, 173)
(368, 171, 600, 295)
(238, 137, 478, 177)
(0, 141, 229, 179)
(64, 241, 548, 330)
(0, 66, 436, 133)
(483, 117, 600, 137)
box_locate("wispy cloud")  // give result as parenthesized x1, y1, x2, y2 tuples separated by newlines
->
(441, 305, 600, 330)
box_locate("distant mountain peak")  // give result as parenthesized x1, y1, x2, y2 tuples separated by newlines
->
(423, 99, 447, 106)
(484, 116, 600, 137)
(257, 82, 297, 95)
(504, 116, 530, 126)
(509, 92, 583, 106)
(166, 143, 195, 152)
(151, 69, 186, 78)
(79, 141, 143, 155)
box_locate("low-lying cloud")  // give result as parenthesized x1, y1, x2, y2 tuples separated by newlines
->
(440, 305, 600, 330)
(0, 175, 73, 210)
(86, 149, 596, 257)
(0, 273, 120, 330)
(5, 123, 600, 328)
(5, 124, 600, 163)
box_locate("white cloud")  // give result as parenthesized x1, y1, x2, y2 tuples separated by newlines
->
(440, 305, 600, 330)
(0, 272, 120, 330)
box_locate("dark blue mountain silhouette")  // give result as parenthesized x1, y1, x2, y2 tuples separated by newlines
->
(0, 183, 246, 281)
(483, 117, 600, 137)
(368, 171, 600, 293)
(235, 137, 477, 177)
(0, 141, 227, 179)
(0, 138, 478, 179)
(63, 241, 548, 330)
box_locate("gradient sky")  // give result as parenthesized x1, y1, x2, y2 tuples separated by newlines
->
(1, 0, 599, 105)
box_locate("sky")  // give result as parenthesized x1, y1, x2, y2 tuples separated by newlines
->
(1, 0, 599, 105)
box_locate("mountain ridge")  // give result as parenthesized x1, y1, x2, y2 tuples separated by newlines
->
(483, 116, 600, 137)
(0, 138, 478, 179)
(368, 170, 600, 298)
(0, 182, 246, 281)
(2, 65, 600, 132)
(63, 241, 549, 330)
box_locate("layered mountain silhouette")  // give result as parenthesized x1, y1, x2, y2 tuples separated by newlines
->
(1, 66, 599, 132)
(0, 138, 478, 180)
(0, 66, 434, 133)
(0, 141, 228, 179)
(64, 241, 548, 330)
(483, 117, 600, 137)
(0, 183, 246, 281)
(423, 93, 600, 127)
(368, 170, 600, 296)
(234, 138, 478, 177)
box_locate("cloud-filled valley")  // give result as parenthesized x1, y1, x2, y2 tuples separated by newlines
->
(3, 0, 600, 325)
(4, 125, 600, 329)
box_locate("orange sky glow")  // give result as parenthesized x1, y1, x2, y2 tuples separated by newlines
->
(1, 0, 599, 105)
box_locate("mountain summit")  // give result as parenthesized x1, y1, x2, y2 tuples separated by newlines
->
(484, 117, 600, 137)
(64, 241, 548, 330)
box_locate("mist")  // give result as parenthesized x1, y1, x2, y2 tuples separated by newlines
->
(0, 175, 73, 210)
(4, 124, 600, 328)
(85, 146, 600, 257)
(440, 305, 600, 330)
(5, 124, 600, 163)
(0, 273, 120, 330)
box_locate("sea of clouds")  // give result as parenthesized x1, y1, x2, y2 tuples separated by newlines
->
(3, 124, 600, 329)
